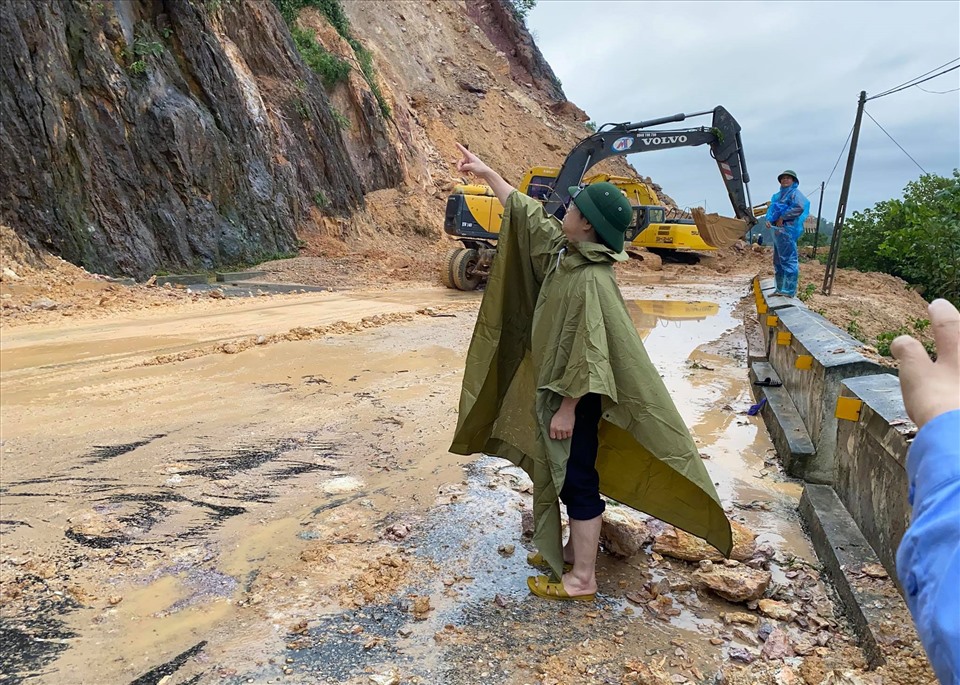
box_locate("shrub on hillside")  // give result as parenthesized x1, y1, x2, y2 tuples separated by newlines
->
(839, 171, 959, 306)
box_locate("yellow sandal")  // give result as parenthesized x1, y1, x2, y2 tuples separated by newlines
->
(526, 551, 573, 573)
(526, 574, 596, 602)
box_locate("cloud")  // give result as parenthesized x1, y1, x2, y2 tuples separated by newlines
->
(528, 0, 960, 214)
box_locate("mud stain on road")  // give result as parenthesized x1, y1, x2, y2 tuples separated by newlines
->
(1, 280, 861, 684)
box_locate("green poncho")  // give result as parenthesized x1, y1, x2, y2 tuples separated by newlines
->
(450, 191, 732, 579)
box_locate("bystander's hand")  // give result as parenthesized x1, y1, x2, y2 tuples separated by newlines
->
(891, 299, 960, 428)
(456, 143, 491, 178)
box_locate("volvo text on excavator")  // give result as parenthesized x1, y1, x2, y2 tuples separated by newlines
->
(441, 106, 757, 290)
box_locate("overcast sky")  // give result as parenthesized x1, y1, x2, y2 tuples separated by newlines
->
(526, 1, 960, 217)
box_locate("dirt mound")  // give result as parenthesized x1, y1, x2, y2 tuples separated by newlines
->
(0, 224, 212, 327)
(797, 260, 934, 358)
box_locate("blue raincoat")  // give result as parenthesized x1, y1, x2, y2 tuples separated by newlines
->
(765, 182, 810, 296)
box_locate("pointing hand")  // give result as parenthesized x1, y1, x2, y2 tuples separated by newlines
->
(456, 143, 491, 177)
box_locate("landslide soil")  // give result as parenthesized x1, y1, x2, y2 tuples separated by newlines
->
(1, 264, 937, 685)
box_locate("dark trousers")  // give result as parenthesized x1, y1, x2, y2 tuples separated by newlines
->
(559, 393, 605, 520)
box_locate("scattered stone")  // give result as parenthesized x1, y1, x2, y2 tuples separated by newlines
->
(653, 521, 756, 562)
(497, 543, 515, 557)
(729, 648, 757, 664)
(775, 666, 799, 685)
(30, 297, 59, 310)
(66, 511, 126, 546)
(818, 670, 867, 685)
(255, 335, 267, 345)
(397, 627, 412, 638)
(108, 595, 123, 605)
(456, 78, 486, 94)
(494, 594, 508, 608)
(647, 594, 681, 619)
(733, 627, 759, 646)
(600, 508, 651, 558)
(710, 637, 724, 646)
(758, 623, 774, 641)
(369, 673, 400, 685)
(209, 289, 226, 299)
(221, 343, 239, 354)
(321, 476, 364, 495)
(754, 544, 776, 560)
(411, 596, 431, 620)
(860, 564, 888, 579)
(761, 627, 796, 660)
(622, 659, 672, 685)
(670, 580, 692, 592)
(2, 267, 22, 280)
(721, 612, 759, 626)
(520, 508, 535, 538)
(792, 635, 818, 656)
(647, 578, 671, 597)
(693, 564, 771, 603)
(758, 599, 797, 622)
(385, 523, 411, 541)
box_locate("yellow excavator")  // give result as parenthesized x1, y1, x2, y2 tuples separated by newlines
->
(442, 106, 758, 290)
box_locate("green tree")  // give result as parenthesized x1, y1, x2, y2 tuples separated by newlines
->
(508, 0, 538, 22)
(838, 171, 960, 305)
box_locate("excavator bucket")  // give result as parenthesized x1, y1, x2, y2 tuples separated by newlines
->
(691, 208, 749, 249)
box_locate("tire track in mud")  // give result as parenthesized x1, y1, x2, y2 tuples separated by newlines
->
(0, 431, 355, 683)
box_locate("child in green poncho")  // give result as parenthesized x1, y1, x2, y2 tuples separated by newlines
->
(451, 144, 731, 602)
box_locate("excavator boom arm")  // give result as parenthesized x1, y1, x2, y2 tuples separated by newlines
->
(543, 106, 756, 228)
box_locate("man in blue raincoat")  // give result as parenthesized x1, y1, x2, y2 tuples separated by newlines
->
(765, 170, 810, 296)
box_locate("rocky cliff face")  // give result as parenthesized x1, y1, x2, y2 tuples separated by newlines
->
(0, 0, 644, 278)
(1, 0, 373, 278)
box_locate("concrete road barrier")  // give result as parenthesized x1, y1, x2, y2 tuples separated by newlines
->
(834, 374, 915, 586)
(766, 306, 885, 483)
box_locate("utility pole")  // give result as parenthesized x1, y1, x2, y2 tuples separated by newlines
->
(810, 181, 825, 259)
(822, 90, 866, 295)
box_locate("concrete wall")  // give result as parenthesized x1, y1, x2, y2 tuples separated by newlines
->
(749, 276, 924, 648)
(769, 307, 885, 483)
(751, 278, 886, 483)
(835, 374, 915, 585)
(754, 277, 800, 350)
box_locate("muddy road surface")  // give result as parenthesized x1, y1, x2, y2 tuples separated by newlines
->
(2, 278, 872, 685)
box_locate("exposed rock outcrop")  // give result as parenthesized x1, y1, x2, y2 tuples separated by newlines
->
(0, 0, 367, 278)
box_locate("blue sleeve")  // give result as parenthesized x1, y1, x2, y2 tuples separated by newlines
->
(781, 190, 807, 222)
(896, 409, 960, 685)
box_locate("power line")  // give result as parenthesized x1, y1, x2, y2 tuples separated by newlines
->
(915, 84, 960, 94)
(868, 63, 960, 101)
(824, 125, 855, 191)
(868, 57, 959, 100)
(864, 109, 927, 174)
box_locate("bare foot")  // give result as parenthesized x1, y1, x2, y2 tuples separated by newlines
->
(561, 571, 597, 597)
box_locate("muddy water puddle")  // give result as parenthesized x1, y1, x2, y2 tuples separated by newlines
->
(1, 279, 853, 684)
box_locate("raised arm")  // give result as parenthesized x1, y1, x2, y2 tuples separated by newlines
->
(456, 143, 514, 206)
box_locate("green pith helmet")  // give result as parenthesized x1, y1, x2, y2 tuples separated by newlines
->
(567, 182, 633, 252)
(778, 169, 799, 184)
